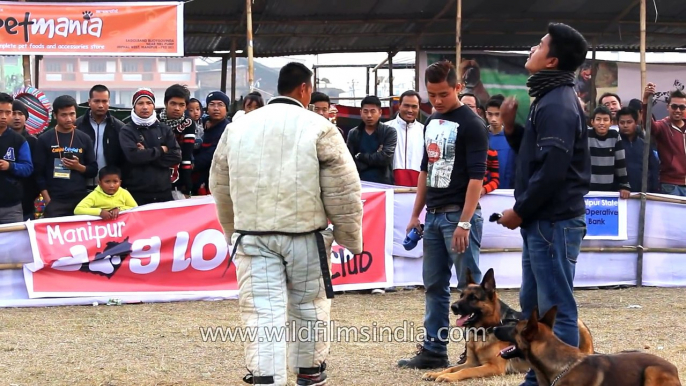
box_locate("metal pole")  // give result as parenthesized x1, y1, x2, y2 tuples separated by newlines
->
(636, 95, 652, 287)
(388, 52, 393, 97)
(18, 0, 32, 86)
(636, 0, 649, 287)
(639, 0, 647, 95)
(415, 44, 420, 92)
(366, 68, 370, 95)
(455, 0, 462, 78)
(245, 0, 255, 90)
(220, 56, 228, 93)
(231, 38, 237, 103)
(313, 67, 318, 92)
(590, 39, 597, 111)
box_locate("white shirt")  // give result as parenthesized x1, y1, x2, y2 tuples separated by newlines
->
(387, 114, 425, 172)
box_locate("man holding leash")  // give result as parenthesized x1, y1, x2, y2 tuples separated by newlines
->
(497, 22, 591, 386)
(209, 62, 363, 386)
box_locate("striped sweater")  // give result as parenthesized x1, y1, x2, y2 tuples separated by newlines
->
(482, 148, 500, 194)
(588, 128, 630, 192)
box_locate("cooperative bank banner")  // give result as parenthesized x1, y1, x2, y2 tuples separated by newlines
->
(0, 1, 183, 56)
(584, 193, 628, 240)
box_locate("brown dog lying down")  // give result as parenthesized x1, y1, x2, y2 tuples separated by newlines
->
(422, 268, 594, 383)
(494, 306, 682, 386)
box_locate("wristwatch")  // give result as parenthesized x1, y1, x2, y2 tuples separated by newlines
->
(457, 222, 472, 230)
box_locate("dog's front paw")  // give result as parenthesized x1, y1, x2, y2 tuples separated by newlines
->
(422, 372, 440, 381)
(435, 374, 457, 383)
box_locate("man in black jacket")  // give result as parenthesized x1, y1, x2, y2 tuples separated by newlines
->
(119, 88, 182, 205)
(10, 100, 40, 220)
(34, 95, 98, 218)
(498, 23, 591, 386)
(346, 95, 397, 185)
(74, 84, 125, 190)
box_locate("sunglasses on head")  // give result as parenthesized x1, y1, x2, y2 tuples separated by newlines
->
(670, 104, 686, 111)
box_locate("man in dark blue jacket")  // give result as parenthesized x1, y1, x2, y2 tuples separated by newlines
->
(497, 22, 591, 386)
(0, 93, 33, 224)
(617, 107, 660, 193)
(193, 91, 230, 194)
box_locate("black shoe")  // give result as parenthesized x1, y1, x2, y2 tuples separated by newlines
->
(397, 344, 449, 369)
(297, 372, 327, 385)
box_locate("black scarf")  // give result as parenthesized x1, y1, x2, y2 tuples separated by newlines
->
(159, 110, 193, 134)
(526, 70, 576, 99)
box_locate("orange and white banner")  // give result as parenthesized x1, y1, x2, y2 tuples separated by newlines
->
(0, 1, 183, 56)
(23, 191, 394, 298)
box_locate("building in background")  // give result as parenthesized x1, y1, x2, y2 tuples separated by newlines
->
(38, 56, 198, 108)
(195, 57, 280, 102)
(0, 56, 24, 94)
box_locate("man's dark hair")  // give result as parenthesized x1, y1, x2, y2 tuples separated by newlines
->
(425, 60, 458, 87)
(243, 93, 264, 109)
(89, 84, 110, 99)
(598, 92, 621, 106)
(399, 90, 421, 105)
(0, 92, 13, 105)
(668, 89, 686, 104)
(164, 84, 191, 104)
(361, 95, 382, 108)
(617, 107, 638, 122)
(277, 62, 313, 95)
(485, 95, 504, 109)
(310, 91, 330, 106)
(53, 95, 78, 114)
(547, 22, 589, 72)
(99, 165, 122, 180)
(591, 105, 612, 120)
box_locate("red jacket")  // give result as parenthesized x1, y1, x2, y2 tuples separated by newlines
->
(642, 103, 686, 186)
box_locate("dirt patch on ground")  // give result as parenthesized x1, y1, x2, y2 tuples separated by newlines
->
(1, 287, 685, 385)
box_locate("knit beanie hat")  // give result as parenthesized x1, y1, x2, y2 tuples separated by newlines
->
(206, 90, 230, 107)
(132, 88, 155, 106)
(12, 100, 29, 118)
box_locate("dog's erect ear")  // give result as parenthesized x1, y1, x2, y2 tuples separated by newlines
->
(539, 306, 558, 329)
(522, 307, 540, 341)
(465, 268, 476, 285)
(481, 268, 496, 295)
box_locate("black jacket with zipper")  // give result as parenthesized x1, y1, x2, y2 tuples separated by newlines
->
(346, 121, 397, 185)
(75, 110, 125, 169)
(119, 121, 182, 194)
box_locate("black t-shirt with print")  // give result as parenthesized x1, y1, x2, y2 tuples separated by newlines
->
(420, 105, 489, 209)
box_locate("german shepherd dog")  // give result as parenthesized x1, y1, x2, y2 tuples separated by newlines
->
(422, 268, 594, 383)
(494, 306, 682, 386)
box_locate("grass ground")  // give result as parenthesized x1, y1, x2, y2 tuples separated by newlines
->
(1, 287, 685, 385)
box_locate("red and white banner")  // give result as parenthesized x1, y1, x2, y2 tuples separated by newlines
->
(23, 190, 393, 299)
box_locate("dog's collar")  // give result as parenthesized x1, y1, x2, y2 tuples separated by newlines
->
(549, 359, 581, 386)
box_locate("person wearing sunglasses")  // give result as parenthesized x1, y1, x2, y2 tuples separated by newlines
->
(643, 84, 686, 196)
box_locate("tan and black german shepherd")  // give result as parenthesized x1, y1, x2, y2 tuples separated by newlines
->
(422, 268, 594, 383)
(494, 306, 681, 386)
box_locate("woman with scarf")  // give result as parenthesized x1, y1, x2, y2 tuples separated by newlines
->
(119, 88, 182, 205)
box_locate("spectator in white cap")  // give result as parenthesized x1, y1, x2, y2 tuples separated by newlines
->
(118, 88, 182, 205)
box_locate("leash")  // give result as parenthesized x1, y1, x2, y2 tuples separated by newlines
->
(549, 359, 582, 386)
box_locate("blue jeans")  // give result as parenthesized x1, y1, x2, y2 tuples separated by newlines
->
(661, 183, 686, 197)
(422, 209, 483, 354)
(519, 215, 586, 386)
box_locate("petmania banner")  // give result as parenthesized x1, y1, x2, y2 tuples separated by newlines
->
(23, 192, 394, 298)
(0, 1, 183, 56)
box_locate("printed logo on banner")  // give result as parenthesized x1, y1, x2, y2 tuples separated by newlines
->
(330, 190, 389, 287)
(584, 196, 627, 240)
(27, 202, 238, 296)
(0, 2, 182, 56)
